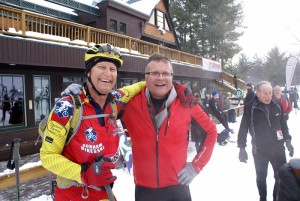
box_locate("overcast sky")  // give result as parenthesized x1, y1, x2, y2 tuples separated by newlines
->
(237, 0, 300, 59)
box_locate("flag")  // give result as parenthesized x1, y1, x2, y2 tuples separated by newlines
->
(285, 57, 298, 91)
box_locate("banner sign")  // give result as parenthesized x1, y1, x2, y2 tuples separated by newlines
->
(285, 56, 297, 91)
(202, 58, 222, 72)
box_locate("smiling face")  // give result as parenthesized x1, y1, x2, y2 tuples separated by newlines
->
(145, 60, 173, 99)
(87, 61, 117, 95)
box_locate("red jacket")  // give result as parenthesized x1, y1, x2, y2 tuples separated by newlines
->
(280, 95, 292, 114)
(122, 88, 217, 188)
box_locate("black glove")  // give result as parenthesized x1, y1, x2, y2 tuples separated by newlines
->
(285, 140, 294, 157)
(173, 82, 196, 107)
(81, 155, 116, 187)
(239, 148, 248, 163)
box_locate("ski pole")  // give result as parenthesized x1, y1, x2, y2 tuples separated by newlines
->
(13, 138, 21, 201)
(104, 185, 114, 201)
(94, 155, 115, 201)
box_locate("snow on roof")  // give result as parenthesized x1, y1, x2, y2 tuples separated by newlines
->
(22, 0, 160, 17)
(24, 0, 78, 15)
(128, 0, 160, 15)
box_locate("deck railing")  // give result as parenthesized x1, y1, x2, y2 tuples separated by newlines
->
(0, 4, 243, 89)
(0, 4, 201, 65)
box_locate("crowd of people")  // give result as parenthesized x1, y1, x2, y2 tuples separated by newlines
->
(40, 44, 299, 201)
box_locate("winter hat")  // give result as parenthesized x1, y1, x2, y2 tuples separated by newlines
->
(246, 83, 252, 87)
(212, 90, 218, 97)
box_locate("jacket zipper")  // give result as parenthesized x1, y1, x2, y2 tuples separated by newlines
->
(156, 127, 159, 187)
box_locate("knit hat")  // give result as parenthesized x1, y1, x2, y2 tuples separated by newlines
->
(212, 90, 218, 96)
(246, 83, 252, 87)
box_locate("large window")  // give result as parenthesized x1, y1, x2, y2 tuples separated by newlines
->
(0, 75, 25, 128)
(110, 19, 117, 32)
(34, 76, 50, 125)
(155, 9, 170, 31)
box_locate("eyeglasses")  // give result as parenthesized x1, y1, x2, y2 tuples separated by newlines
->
(145, 71, 173, 78)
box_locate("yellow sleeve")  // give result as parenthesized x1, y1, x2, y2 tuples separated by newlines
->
(40, 109, 83, 184)
(118, 81, 146, 103)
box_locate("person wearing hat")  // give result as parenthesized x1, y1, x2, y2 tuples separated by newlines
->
(244, 82, 255, 106)
(208, 90, 233, 133)
(277, 158, 300, 201)
(40, 43, 150, 201)
(60, 52, 214, 201)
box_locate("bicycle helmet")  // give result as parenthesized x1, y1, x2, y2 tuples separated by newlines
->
(85, 43, 123, 72)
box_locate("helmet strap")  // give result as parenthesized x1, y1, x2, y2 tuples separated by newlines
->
(87, 76, 107, 96)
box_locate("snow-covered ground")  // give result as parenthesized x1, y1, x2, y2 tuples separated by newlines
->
(8, 108, 300, 201)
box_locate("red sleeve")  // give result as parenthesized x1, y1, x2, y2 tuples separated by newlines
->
(190, 104, 217, 173)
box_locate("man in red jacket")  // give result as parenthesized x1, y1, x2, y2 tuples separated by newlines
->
(121, 53, 217, 201)
(62, 53, 217, 201)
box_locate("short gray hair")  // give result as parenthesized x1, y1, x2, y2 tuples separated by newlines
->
(255, 81, 272, 92)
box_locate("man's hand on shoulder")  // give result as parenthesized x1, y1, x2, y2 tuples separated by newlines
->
(173, 82, 196, 107)
(61, 83, 83, 96)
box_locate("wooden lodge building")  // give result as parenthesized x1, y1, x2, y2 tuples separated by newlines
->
(0, 0, 244, 160)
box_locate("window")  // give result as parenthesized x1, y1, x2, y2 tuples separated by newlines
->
(121, 78, 138, 87)
(34, 76, 50, 125)
(156, 10, 164, 28)
(110, 19, 117, 32)
(63, 76, 87, 90)
(154, 9, 170, 31)
(120, 22, 126, 34)
(0, 75, 25, 128)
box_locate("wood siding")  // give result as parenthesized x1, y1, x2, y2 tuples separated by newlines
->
(0, 36, 85, 69)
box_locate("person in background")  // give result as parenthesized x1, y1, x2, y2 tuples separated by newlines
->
(233, 73, 238, 89)
(222, 92, 236, 123)
(237, 81, 294, 201)
(276, 158, 300, 201)
(121, 54, 217, 201)
(273, 85, 292, 121)
(191, 93, 210, 152)
(203, 93, 211, 112)
(208, 90, 233, 133)
(289, 87, 299, 113)
(1, 94, 11, 122)
(244, 83, 255, 106)
(9, 98, 23, 124)
(222, 92, 231, 112)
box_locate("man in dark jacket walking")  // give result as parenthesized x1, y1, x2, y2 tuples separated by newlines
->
(237, 81, 294, 201)
(244, 83, 255, 106)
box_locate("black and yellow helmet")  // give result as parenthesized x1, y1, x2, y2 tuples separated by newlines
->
(85, 43, 123, 72)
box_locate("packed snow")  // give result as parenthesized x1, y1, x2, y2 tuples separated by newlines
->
(9, 108, 300, 201)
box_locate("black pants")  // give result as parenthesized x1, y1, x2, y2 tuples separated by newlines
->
(227, 109, 236, 123)
(135, 184, 192, 201)
(253, 149, 287, 201)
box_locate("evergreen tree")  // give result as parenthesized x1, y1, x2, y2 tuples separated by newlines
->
(170, 0, 244, 64)
(264, 47, 286, 86)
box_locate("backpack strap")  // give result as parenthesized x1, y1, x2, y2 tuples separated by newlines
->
(65, 95, 117, 145)
(109, 99, 118, 120)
